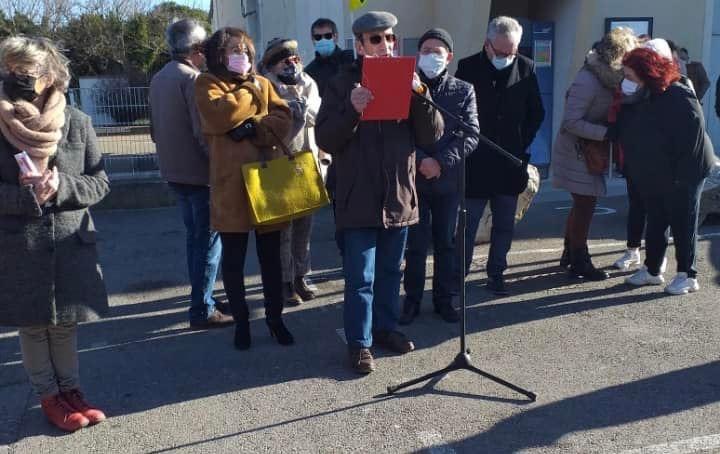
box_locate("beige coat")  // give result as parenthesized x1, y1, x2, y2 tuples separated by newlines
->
(195, 73, 292, 232)
(552, 54, 620, 197)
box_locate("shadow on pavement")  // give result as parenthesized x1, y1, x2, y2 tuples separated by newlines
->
(427, 360, 720, 453)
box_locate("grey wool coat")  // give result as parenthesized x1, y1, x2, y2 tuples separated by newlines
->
(0, 106, 110, 327)
(552, 53, 619, 197)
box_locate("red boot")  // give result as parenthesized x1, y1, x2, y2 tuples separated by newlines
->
(40, 394, 89, 432)
(62, 389, 107, 425)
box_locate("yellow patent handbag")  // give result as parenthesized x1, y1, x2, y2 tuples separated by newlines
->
(242, 132, 330, 226)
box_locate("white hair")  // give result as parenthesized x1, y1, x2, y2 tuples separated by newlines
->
(166, 19, 207, 56)
(0, 36, 71, 91)
(487, 16, 523, 44)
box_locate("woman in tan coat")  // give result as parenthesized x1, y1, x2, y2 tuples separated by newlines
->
(552, 28, 636, 281)
(195, 27, 294, 350)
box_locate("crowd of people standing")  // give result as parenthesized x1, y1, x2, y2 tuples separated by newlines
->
(0, 9, 716, 432)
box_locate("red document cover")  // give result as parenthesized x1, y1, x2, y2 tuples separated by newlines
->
(361, 56, 416, 121)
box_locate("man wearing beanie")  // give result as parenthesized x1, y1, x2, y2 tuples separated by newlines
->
(455, 16, 545, 295)
(316, 11, 444, 374)
(401, 28, 480, 326)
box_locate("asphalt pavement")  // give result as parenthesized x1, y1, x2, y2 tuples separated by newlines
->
(1, 188, 720, 454)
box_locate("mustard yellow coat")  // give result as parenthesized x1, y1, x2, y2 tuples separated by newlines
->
(195, 72, 292, 232)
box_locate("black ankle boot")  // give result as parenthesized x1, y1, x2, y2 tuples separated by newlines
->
(569, 248, 609, 281)
(398, 301, 420, 325)
(267, 319, 295, 346)
(234, 322, 251, 350)
(560, 238, 571, 269)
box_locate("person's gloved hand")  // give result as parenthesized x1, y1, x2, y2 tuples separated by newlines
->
(228, 119, 257, 142)
(287, 98, 307, 122)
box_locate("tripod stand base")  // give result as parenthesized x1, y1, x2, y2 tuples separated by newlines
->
(386, 351, 536, 401)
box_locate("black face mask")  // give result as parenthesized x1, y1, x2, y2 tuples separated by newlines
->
(277, 64, 300, 85)
(3, 73, 39, 102)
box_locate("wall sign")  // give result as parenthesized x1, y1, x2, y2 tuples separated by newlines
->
(605, 17, 654, 38)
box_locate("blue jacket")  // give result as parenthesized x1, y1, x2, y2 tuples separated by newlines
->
(416, 71, 480, 195)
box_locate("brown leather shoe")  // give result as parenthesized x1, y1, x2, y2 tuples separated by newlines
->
(294, 276, 316, 301)
(373, 330, 415, 354)
(348, 347, 376, 374)
(190, 310, 234, 330)
(284, 282, 302, 306)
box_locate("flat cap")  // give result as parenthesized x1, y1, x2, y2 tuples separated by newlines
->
(352, 11, 397, 35)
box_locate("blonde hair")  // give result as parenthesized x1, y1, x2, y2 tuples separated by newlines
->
(0, 36, 71, 92)
(596, 27, 638, 69)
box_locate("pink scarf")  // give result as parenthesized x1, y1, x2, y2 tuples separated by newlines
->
(0, 84, 66, 173)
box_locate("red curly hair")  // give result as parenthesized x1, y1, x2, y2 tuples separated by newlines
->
(622, 47, 680, 94)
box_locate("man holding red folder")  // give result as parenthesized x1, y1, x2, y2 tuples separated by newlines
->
(316, 11, 444, 374)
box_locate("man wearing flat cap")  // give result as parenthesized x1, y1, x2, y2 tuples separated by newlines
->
(401, 28, 480, 326)
(316, 11, 444, 374)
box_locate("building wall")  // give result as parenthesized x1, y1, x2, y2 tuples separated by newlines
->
(212, 0, 715, 166)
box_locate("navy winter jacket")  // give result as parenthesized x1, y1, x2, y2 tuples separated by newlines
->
(416, 71, 480, 195)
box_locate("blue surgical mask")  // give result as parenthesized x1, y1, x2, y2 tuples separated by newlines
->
(621, 78, 639, 95)
(418, 53, 448, 79)
(492, 55, 515, 70)
(314, 39, 335, 57)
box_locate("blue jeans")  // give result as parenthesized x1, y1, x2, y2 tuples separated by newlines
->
(342, 227, 408, 349)
(170, 183, 222, 322)
(463, 195, 518, 278)
(404, 192, 459, 307)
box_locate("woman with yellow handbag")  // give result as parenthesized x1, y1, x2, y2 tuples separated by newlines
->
(195, 27, 295, 350)
(260, 38, 324, 306)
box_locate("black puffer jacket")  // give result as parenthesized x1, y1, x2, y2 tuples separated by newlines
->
(416, 71, 480, 195)
(617, 82, 716, 197)
(315, 58, 444, 230)
(305, 46, 355, 97)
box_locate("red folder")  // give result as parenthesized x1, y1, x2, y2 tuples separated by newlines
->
(361, 56, 416, 121)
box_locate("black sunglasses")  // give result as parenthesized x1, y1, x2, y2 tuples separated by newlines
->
(368, 33, 397, 45)
(313, 32, 334, 41)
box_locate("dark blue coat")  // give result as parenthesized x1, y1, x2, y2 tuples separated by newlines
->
(416, 71, 480, 195)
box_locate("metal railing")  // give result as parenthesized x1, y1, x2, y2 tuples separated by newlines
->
(67, 87, 156, 156)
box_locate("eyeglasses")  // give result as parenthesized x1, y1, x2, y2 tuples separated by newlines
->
(487, 41, 515, 59)
(313, 32, 334, 41)
(367, 33, 397, 45)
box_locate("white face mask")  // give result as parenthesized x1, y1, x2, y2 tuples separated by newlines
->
(491, 55, 515, 70)
(418, 53, 448, 79)
(621, 78, 639, 95)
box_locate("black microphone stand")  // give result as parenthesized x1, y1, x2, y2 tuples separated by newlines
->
(386, 92, 536, 402)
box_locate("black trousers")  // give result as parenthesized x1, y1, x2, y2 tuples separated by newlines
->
(219, 231, 284, 323)
(626, 178, 646, 249)
(643, 181, 705, 278)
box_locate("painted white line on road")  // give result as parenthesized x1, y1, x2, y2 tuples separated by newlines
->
(498, 230, 720, 259)
(0, 330, 202, 367)
(555, 205, 618, 216)
(619, 433, 720, 454)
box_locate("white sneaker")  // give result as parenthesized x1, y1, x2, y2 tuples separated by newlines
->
(664, 273, 700, 295)
(614, 248, 642, 270)
(659, 256, 667, 274)
(625, 266, 665, 286)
